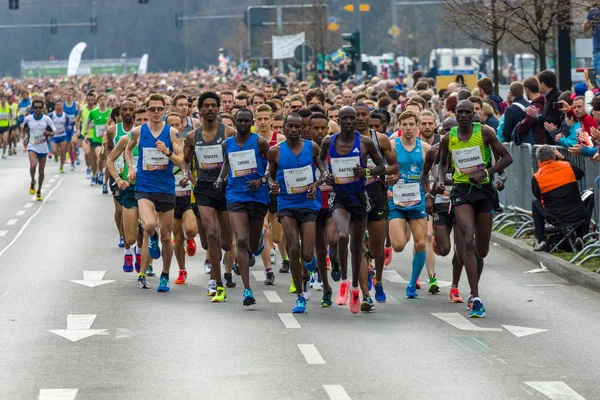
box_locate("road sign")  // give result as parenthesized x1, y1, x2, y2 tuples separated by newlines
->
(389, 25, 400, 39)
(343, 4, 370, 12)
(294, 43, 314, 64)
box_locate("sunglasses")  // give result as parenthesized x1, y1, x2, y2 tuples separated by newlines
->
(148, 106, 165, 113)
(33, 106, 43, 110)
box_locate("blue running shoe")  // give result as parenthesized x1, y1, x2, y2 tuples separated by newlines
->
(469, 299, 486, 318)
(98, 172, 104, 185)
(123, 254, 134, 273)
(156, 275, 170, 292)
(118, 236, 125, 248)
(242, 288, 256, 306)
(374, 280, 386, 302)
(252, 230, 265, 257)
(76, 159, 81, 166)
(292, 296, 307, 313)
(406, 285, 418, 299)
(102, 183, 108, 194)
(320, 291, 333, 307)
(148, 233, 161, 259)
(367, 265, 374, 291)
(304, 256, 317, 273)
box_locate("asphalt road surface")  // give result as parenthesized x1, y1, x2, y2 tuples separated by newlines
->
(1, 151, 599, 400)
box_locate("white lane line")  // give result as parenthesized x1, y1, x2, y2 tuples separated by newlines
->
(524, 381, 586, 400)
(298, 344, 326, 364)
(3, 291, 9, 296)
(0, 177, 64, 259)
(49, 178, 56, 183)
(323, 385, 352, 400)
(43, 184, 51, 189)
(15, 210, 26, 217)
(23, 203, 33, 209)
(431, 313, 503, 332)
(278, 313, 301, 329)
(252, 270, 264, 282)
(6, 219, 17, 226)
(0, 231, 7, 237)
(38, 388, 79, 400)
(264, 290, 283, 303)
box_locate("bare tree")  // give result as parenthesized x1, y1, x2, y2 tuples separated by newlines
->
(442, 0, 510, 93)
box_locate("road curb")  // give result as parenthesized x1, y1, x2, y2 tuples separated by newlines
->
(491, 232, 600, 293)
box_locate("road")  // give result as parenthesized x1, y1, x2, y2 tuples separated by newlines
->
(0, 151, 599, 400)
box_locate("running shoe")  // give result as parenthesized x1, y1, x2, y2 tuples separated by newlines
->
(469, 299, 486, 318)
(185, 238, 197, 256)
(36, 191, 42, 201)
(349, 287, 361, 314)
(249, 253, 256, 267)
(118, 236, 125, 248)
(212, 286, 226, 303)
(54, 154, 58, 162)
(207, 279, 217, 296)
(242, 288, 256, 306)
(85, 168, 91, 179)
(147, 265, 155, 276)
(252, 230, 265, 257)
(174, 270, 187, 284)
(292, 296, 307, 313)
(102, 183, 108, 194)
(59, 167, 64, 174)
(224, 272, 236, 288)
(1, 154, 6, 160)
(360, 296, 374, 312)
(330, 261, 341, 282)
(279, 259, 290, 273)
(373, 280, 386, 302)
(264, 271, 275, 285)
(76, 159, 81, 166)
(123, 254, 134, 273)
(270, 248, 277, 265)
(406, 285, 418, 299)
(326, 255, 331, 270)
(428, 275, 440, 295)
(29, 180, 35, 195)
(232, 263, 240, 276)
(134, 252, 141, 273)
(384, 246, 392, 266)
(289, 277, 297, 294)
(204, 260, 212, 274)
(70, 163, 75, 171)
(336, 281, 349, 305)
(98, 172, 104, 185)
(156, 275, 170, 292)
(321, 291, 333, 307)
(449, 288, 464, 303)
(467, 295, 474, 310)
(367, 264, 374, 291)
(311, 272, 323, 291)
(415, 277, 421, 289)
(137, 275, 150, 289)
(302, 278, 312, 300)
(148, 234, 161, 259)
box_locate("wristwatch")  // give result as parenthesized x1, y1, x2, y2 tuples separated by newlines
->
(364, 168, 371, 177)
(261, 176, 267, 185)
(167, 149, 173, 157)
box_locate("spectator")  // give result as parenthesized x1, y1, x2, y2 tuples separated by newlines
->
(532, 145, 587, 252)
(501, 81, 529, 143)
(572, 95, 598, 134)
(519, 77, 551, 144)
(481, 102, 499, 132)
(584, 6, 600, 79)
(477, 77, 504, 114)
(425, 60, 438, 78)
(548, 108, 580, 148)
(445, 94, 458, 119)
(538, 70, 562, 128)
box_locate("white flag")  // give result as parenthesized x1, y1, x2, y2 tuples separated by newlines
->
(67, 42, 87, 76)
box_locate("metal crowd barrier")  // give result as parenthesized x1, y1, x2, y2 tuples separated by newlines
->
(494, 143, 600, 271)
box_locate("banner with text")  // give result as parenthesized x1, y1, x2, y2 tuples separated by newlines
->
(272, 32, 305, 60)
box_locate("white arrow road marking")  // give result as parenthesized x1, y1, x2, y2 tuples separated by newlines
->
(264, 291, 283, 303)
(49, 314, 107, 342)
(278, 313, 301, 329)
(70, 271, 115, 287)
(252, 270, 264, 282)
(38, 388, 79, 400)
(431, 313, 503, 332)
(298, 344, 325, 364)
(115, 328, 134, 339)
(382, 270, 406, 283)
(502, 325, 547, 338)
(323, 385, 352, 400)
(524, 381, 586, 400)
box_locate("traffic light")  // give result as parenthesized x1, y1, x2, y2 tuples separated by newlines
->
(342, 31, 360, 60)
(50, 18, 58, 35)
(8, 0, 18, 10)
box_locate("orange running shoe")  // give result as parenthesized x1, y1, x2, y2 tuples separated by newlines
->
(384, 246, 392, 266)
(449, 287, 464, 303)
(336, 281, 350, 305)
(175, 270, 187, 284)
(348, 287, 360, 314)
(416, 277, 421, 289)
(186, 238, 197, 256)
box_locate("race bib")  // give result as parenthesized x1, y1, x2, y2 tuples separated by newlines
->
(32, 129, 45, 145)
(283, 165, 314, 194)
(195, 145, 223, 169)
(330, 156, 360, 184)
(131, 156, 138, 173)
(143, 148, 169, 171)
(229, 149, 257, 177)
(175, 172, 191, 197)
(115, 155, 125, 174)
(366, 157, 379, 185)
(452, 146, 484, 175)
(96, 124, 106, 137)
(393, 182, 421, 207)
(0, 112, 9, 120)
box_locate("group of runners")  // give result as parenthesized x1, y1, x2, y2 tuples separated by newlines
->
(1, 75, 513, 318)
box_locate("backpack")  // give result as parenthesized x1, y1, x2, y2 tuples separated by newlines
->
(510, 102, 535, 145)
